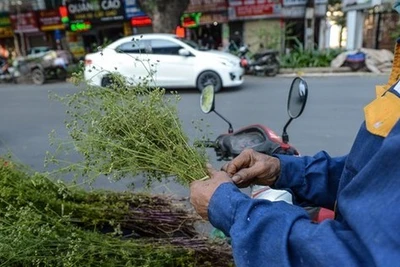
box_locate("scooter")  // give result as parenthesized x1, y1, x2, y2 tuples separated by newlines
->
(0, 59, 18, 84)
(238, 45, 280, 77)
(197, 78, 334, 222)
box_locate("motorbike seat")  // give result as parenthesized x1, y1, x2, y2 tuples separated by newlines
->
(253, 50, 279, 60)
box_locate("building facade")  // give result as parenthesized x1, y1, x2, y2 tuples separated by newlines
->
(342, 0, 396, 50)
(1, 0, 333, 58)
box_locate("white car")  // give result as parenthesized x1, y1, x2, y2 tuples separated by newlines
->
(84, 33, 244, 92)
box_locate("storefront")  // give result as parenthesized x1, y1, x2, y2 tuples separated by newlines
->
(282, 0, 327, 50)
(66, 0, 126, 54)
(183, 0, 229, 49)
(10, 11, 44, 56)
(227, 0, 283, 52)
(38, 9, 66, 50)
(124, 0, 152, 35)
(0, 13, 14, 53)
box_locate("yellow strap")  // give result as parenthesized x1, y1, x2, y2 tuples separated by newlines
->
(364, 90, 400, 138)
(375, 39, 400, 97)
(388, 39, 400, 86)
(375, 84, 389, 98)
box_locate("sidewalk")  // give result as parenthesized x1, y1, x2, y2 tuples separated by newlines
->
(277, 66, 391, 77)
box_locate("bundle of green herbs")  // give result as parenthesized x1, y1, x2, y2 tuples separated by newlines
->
(0, 159, 233, 266)
(0, 159, 198, 238)
(49, 72, 209, 186)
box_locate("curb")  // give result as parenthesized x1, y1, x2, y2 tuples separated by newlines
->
(277, 67, 390, 77)
(277, 72, 390, 77)
(279, 67, 354, 74)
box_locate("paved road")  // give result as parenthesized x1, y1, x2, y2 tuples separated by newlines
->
(0, 74, 389, 196)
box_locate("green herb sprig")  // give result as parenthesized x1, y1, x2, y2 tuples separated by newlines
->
(48, 75, 209, 186)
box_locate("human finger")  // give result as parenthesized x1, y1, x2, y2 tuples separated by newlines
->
(223, 149, 254, 175)
(231, 163, 266, 186)
(206, 163, 218, 177)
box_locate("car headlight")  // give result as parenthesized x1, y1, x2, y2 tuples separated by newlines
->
(218, 59, 235, 67)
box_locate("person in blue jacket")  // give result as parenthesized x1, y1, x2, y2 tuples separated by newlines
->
(190, 62, 400, 266)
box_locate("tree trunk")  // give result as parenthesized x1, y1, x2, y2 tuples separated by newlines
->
(138, 0, 190, 33)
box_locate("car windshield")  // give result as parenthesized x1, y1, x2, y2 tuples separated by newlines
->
(28, 47, 51, 55)
(175, 37, 209, 51)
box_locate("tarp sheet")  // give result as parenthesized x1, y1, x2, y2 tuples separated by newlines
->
(331, 48, 394, 73)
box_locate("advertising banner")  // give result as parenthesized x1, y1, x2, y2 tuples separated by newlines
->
(38, 9, 65, 31)
(125, 0, 146, 18)
(0, 13, 13, 38)
(282, 0, 327, 6)
(67, 0, 125, 23)
(10, 11, 40, 33)
(186, 0, 228, 13)
(228, 0, 282, 19)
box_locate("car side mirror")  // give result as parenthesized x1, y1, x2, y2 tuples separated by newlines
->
(179, 48, 191, 57)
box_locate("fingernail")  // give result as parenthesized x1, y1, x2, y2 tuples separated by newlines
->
(232, 175, 240, 183)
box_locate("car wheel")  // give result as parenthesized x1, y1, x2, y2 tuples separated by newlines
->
(32, 68, 45, 85)
(56, 68, 67, 80)
(101, 75, 126, 89)
(196, 71, 222, 93)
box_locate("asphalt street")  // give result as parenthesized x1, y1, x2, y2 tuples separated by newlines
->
(0, 74, 389, 196)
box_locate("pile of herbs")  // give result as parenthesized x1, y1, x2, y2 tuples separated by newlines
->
(0, 159, 233, 266)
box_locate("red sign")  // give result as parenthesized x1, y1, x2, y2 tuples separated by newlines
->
(235, 3, 274, 16)
(186, 0, 228, 13)
(10, 12, 39, 33)
(131, 16, 152, 27)
(228, 0, 281, 19)
(38, 9, 65, 31)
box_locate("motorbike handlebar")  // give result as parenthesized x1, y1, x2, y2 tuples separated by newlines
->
(193, 140, 217, 148)
(204, 125, 298, 161)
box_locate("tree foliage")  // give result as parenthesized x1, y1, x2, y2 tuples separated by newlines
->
(137, 0, 190, 33)
(327, 0, 346, 48)
(327, 0, 346, 28)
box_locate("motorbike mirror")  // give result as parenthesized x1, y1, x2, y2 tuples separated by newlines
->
(282, 77, 309, 144)
(199, 84, 234, 133)
(287, 77, 308, 119)
(200, 84, 215, 114)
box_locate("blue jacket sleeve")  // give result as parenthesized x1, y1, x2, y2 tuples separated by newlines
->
(209, 184, 374, 267)
(274, 152, 346, 209)
(208, 132, 400, 267)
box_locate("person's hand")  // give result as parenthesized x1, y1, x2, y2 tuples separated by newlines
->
(221, 148, 280, 188)
(190, 165, 232, 220)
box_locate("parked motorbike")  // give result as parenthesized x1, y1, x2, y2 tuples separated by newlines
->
(0, 58, 18, 84)
(237, 45, 280, 77)
(197, 78, 334, 222)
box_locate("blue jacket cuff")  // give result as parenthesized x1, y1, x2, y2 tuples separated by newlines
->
(208, 182, 250, 235)
(273, 154, 305, 189)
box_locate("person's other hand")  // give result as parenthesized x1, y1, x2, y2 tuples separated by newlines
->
(222, 148, 280, 188)
(190, 164, 232, 220)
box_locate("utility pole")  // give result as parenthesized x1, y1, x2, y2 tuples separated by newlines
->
(304, 0, 315, 50)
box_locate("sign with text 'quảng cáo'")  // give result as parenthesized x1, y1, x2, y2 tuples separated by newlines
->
(67, 0, 125, 24)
